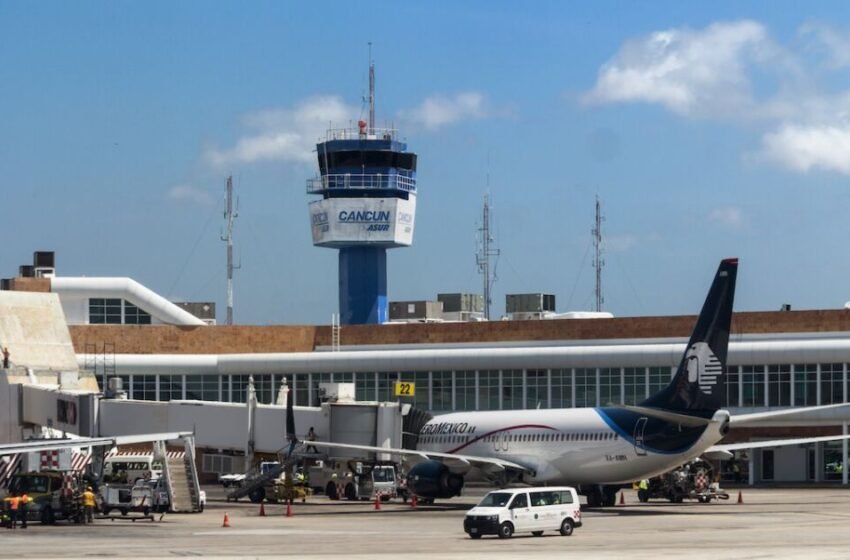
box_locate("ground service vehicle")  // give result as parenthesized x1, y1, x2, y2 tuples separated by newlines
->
(637, 460, 729, 503)
(309, 461, 399, 501)
(464, 487, 582, 539)
(4, 471, 85, 524)
(103, 454, 163, 484)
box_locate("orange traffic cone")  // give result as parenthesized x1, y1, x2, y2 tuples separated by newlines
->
(222, 512, 231, 528)
(619, 492, 625, 505)
(410, 494, 417, 509)
(286, 499, 293, 517)
(737, 490, 743, 504)
(374, 493, 382, 511)
(259, 502, 266, 517)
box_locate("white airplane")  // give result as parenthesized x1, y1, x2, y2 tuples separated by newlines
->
(295, 258, 850, 506)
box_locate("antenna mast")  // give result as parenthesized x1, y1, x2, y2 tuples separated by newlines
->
(368, 42, 375, 131)
(592, 195, 605, 312)
(476, 194, 500, 320)
(222, 176, 239, 325)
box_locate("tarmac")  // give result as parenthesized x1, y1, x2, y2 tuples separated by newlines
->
(3, 485, 850, 559)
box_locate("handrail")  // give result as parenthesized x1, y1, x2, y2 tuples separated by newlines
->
(323, 127, 398, 141)
(306, 173, 416, 194)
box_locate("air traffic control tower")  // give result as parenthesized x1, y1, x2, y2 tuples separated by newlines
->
(306, 63, 418, 324)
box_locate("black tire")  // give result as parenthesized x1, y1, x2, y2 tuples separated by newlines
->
(698, 495, 710, 504)
(497, 521, 514, 539)
(380, 494, 391, 503)
(41, 507, 55, 525)
(560, 518, 575, 536)
(344, 483, 357, 501)
(532, 531, 544, 537)
(142, 507, 150, 516)
(469, 534, 483, 539)
(102, 508, 111, 516)
(121, 509, 128, 516)
(638, 489, 648, 503)
(248, 487, 266, 504)
(198, 502, 204, 513)
(326, 482, 339, 500)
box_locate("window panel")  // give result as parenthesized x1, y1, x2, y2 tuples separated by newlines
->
(478, 370, 499, 411)
(575, 368, 596, 408)
(741, 365, 765, 407)
(526, 369, 548, 409)
(454, 371, 476, 411)
(501, 369, 523, 410)
(551, 369, 572, 408)
(623, 367, 645, 405)
(599, 368, 621, 406)
(768, 365, 791, 407)
(820, 363, 843, 405)
(793, 364, 817, 406)
(431, 371, 452, 411)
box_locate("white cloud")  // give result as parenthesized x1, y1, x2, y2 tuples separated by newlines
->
(400, 92, 488, 130)
(800, 23, 850, 69)
(709, 207, 746, 230)
(584, 20, 850, 176)
(584, 21, 774, 118)
(167, 184, 214, 206)
(204, 96, 355, 168)
(759, 124, 850, 174)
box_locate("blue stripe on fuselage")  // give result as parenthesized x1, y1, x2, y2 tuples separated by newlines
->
(595, 407, 706, 455)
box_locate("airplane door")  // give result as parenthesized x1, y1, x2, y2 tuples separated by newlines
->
(493, 431, 509, 453)
(633, 417, 648, 456)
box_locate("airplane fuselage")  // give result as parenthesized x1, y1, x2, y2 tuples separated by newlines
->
(416, 407, 729, 485)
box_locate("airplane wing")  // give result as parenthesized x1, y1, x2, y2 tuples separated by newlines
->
(305, 440, 532, 474)
(730, 403, 850, 426)
(707, 434, 850, 454)
(0, 432, 192, 456)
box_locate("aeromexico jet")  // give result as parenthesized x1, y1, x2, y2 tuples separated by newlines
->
(301, 259, 850, 506)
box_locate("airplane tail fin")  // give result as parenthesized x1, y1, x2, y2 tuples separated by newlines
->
(640, 258, 738, 418)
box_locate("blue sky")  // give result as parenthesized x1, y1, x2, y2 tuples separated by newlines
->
(4, 1, 850, 324)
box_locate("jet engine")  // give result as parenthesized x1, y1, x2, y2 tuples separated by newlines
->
(406, 461, 464, 499)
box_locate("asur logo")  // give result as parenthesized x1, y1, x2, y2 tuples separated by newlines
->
(685, 342, 722, 395)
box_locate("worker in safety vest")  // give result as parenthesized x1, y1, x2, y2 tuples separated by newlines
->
(637, 479, 650, 502)
(6, 496, 19, 529)
(18, 494, 31, 529)
(82, 487, 97, 523)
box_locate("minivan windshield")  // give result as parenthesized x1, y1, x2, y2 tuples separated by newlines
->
(477, 492, 512, 507)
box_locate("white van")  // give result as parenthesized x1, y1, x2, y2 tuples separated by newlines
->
(464, 487, 582, 539)
(103, 455, 163, 484)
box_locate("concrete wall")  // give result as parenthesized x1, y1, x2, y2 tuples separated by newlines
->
(0, 291, 79, 372)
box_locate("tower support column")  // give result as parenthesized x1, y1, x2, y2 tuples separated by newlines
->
(339, 247, 387, 324)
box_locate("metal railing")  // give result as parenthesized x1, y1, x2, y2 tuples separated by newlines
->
(324, 127, 398, 141)
(306, 173, 416, 194)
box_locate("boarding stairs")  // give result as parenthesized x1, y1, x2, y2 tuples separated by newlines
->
(158, 437, 202, 513)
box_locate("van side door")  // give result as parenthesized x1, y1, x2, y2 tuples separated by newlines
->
(508, 492, 532, 532)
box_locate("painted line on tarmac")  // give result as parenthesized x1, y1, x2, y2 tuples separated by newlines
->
(194, 529, 383, 536)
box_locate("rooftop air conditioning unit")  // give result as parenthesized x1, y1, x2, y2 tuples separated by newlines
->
(35, 267, 55, 278)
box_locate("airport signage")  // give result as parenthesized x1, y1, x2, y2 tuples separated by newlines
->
(394, 381, 415, 397)
(309, 196, 416, 247)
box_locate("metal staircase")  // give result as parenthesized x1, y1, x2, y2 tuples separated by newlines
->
(157, 436, 202, 513)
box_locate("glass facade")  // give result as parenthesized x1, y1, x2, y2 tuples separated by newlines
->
(123, 362, 850, 413)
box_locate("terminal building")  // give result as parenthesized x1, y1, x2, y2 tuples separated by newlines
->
(2, 253, 849, 486)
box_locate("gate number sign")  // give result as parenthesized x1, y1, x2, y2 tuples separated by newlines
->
(394, 381, 415, 397)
